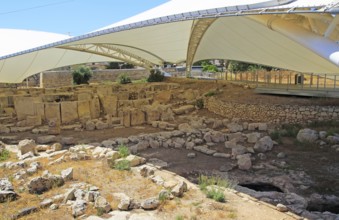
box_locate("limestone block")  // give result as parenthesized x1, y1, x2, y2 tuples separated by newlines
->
(14, 96, 42, 120)
(48, 118, 61, 135)
(77, 101, 91, 121)
(45, 103, 61, 122)
(26, 116, 42, 126)
(122, 110, 131, 127)
(133, 99, 151, 108)
(145, 109, 160, 123)
(61, 101, 78, 124)
(90, 96, 100, 119)
(34, 103, 45, 122)
(173, 105, 195, 115)
(154, 91, 172, 104)
(96, 86, 112, 96)
(100, 95, 118, 116)
(130, 109, 145, 126)
(77, 92, 92, 101)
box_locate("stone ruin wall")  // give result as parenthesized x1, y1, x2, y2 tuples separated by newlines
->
(1, 82, 339, 133)
(205, 96, 339, 124)
(0, 83, 180, 131)
(42, 69, 149, 88)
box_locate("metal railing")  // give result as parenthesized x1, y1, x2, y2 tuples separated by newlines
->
(215, 71, 339, 92)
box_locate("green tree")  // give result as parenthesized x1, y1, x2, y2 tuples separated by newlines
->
(147, 69, 165, 82)
(72, 66, 93, 85)
(227, 61, 273, 73)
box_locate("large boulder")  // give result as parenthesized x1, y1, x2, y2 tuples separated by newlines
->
(27, 175, 64, 194)
(254, 136, 274, 153)
(18, 139, 36, 155)
(296, 129, 319, 143)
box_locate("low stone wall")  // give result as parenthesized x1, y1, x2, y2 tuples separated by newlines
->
(42, 71, 73, 88)
(205, 97, 339, 124)
(41, 69, 149, 88)
(89, 69, 149, 83)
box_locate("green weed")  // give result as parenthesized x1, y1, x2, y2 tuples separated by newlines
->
(0, 149, 10, 162)
(114, 159, 130, 171)
(118, 145, 130, 158)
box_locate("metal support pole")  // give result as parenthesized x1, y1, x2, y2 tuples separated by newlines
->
(324, 74, 327, 89)
(317, 75, 319, 90)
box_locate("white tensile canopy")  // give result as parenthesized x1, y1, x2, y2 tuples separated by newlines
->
(0, 0, 339, 83)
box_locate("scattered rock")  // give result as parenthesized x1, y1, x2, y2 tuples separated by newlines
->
(40, 199, 53, 208)
(187, 152, 196, 158)
(171, 181, 187, 197)
(237, 154, 252, 170)
(276, 203, 288, 212)
(297, 128, 319, 143)
(254, 136, 274, 153)
(37, 135, 57, 144)
(277, 152, 286, 159)
(148, 158, 168, 168)
(18, 139, 36, 156)
(94, 196, 112, 213)
(12, 206, 38, 219)
(61, 167, 73, 181)
(51, 143, 63, 151)
(141, 197, 160, 210)
(72, 199, 87, 217)
(114, 193, 131, 211)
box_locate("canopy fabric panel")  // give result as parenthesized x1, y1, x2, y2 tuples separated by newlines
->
(0, 0, 339, 83)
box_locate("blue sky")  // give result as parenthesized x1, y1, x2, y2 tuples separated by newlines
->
(0, 0, 168, 36)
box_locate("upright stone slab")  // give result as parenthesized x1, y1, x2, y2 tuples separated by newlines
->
(34, 103, 45, 122)
(131, 109, 145, 126)
(77, 92, 92, 101)
(61, 101, 79, 124)
(45, 103, 61, 122)
(121, 110, 131, 127)
(90, 96, 100, 119)
(77, 101, 91, 121)
(48, 118, 61, 135)
(100, 95, 118, 116)
(14, 96, 42, 120)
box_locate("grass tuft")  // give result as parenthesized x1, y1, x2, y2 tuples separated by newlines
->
(118, 145, 130, 158)
(0, 149, 10, 162)
(198, 175, 234, 203)
(114, 159, 130, 171)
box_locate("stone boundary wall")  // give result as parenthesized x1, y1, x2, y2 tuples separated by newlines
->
(205, 97, 339, 124)
(42, 71, 73, 88)
(89, 69, 149, 83)
(41, 69, 149, 88)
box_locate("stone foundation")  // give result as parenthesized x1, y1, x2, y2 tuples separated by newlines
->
(205, 97, 339, 124)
